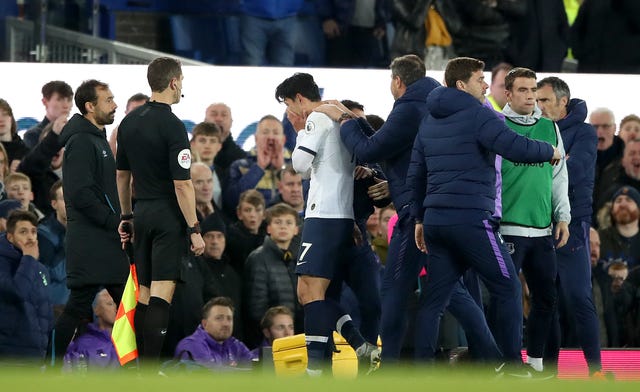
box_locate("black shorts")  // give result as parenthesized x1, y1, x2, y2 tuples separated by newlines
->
(295, 218, 353, 280)
(133, 199, 189, 286)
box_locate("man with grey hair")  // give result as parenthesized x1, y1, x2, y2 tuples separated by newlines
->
(537, 76, 603, 376)
(590, 107, 623, 179)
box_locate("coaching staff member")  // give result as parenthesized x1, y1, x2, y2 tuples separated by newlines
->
(116, 57, 205, 362)
(54, 79, 129, 361)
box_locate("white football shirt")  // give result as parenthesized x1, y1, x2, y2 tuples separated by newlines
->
(292, 111, 355, 219)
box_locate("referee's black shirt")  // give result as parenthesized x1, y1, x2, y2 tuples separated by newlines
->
(116, 101, 191, 200)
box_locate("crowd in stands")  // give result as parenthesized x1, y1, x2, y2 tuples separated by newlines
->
(0, 0, 639, 376)
(7, 0, 640, 73)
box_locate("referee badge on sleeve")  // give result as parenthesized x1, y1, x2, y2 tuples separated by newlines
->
(178, 149, 192, 169)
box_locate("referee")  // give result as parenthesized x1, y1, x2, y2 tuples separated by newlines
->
(116, 57, 205, 363)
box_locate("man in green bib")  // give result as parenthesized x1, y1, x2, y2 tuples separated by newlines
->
(500, 67, 571, 376)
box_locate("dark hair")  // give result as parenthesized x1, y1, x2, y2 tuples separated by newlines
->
(365, 114, 385, 131)
(6, 210, 38, 234)
(190, 122, 222, 141)
(41, 80, 73, 100)
(147, 57, 182, 93)
(202, 296, 234, 318)
(238, 189, 266, 209)
(260, 306, 294, 330)
(444, 57, 485, 88)
(265, 203, 298, 225)
(341, 99, 364, 112)
(74, 79, 109, 115)
(0, 98, 17, 137)
(49, 179, 63, 202)
(277, 164, 299, 181)
(490, 62, 513, 82)
(275, 73, 321, 103)
(504, 67, 537, 91)
(537, 76, 571, 102)
(390, 54, 426, 87)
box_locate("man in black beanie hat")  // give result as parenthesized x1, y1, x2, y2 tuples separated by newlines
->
(199, 213, 244, 339)
(598, 186, 640, 271)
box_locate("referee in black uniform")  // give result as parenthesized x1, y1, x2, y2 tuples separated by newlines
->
(116, 57, 205, 363)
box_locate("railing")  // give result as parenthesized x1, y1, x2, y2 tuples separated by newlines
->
(5, 16, 208, 65)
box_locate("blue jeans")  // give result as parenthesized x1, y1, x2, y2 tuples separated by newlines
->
(240, 15, 296, 66)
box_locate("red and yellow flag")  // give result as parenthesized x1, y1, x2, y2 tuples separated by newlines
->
(111, 264, 139, 365)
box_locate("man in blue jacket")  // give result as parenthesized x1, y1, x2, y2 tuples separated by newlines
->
(537, 76, 603, 377)
(317, 54, 500, 363)
(0, 210, 52, 360)
(408, 57, 560, 370)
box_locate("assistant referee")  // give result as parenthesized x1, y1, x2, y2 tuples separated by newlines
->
(116, 57, 205, 363)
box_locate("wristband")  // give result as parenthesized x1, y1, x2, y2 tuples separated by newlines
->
(120, 213, 134, 220)
(338, 112, 352, 122)
(187, 222, 201, 235)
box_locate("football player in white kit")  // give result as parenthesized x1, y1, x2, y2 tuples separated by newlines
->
(275, 73, 381, 375)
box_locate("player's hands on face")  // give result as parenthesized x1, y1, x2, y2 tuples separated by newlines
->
(555, 221, 570, 248)
(190, 233, 205, 256)
(354, 165, 374, 180)
(414, 223, 428, 254)
(368, 179, 389, 201)
(286, 108, 306, 132)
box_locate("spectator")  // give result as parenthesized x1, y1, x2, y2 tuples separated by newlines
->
(0, 143, 10, 196)
(18, 113, 68, 216)
(224, 189, 267, 275)
(107, 93, 149, 156)
(591, 108, 623, 181)
(63, 289, 119, 371)
(23, 80, 73, 149)
(371, 203, 395, 266)
(505, 0, 568, 72)
(0, 199, 22, 232)
(571, 0, 640, 73)
(618, 115, 640, 145)
(598, 186, 640, 271)
(317, 0, 389, 68)
(4, 172, 44, 220)
(0, 210, 52, 360)
(191, 162, 223, 222)
(270, 165, 304, 214)
(0, 99, 29, 172)
(190, 122, 225, 213)
(37, 180, 68, 319)
(204, 103, 247, 174)
(251, 306, 295, 358)
(486, 62, 512, 112)
(244, 203, 301, 348)
(593, 140, 640, 222)
(225, 115, 291, 211)
(240, 0, 304, 66)
(174, 297, 255, 368)
(199, 213, 243, 339)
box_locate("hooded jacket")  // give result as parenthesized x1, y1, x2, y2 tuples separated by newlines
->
(59, 114, 128, 287)
(175, 325, 255, 368)
(340, 77, 440, 217)
(0, 234, 52, 357)
(408, 86, 554, 225)
(555, 98, 597, 221)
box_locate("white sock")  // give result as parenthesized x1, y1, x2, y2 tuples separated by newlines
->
(526, 355, 543, 372)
